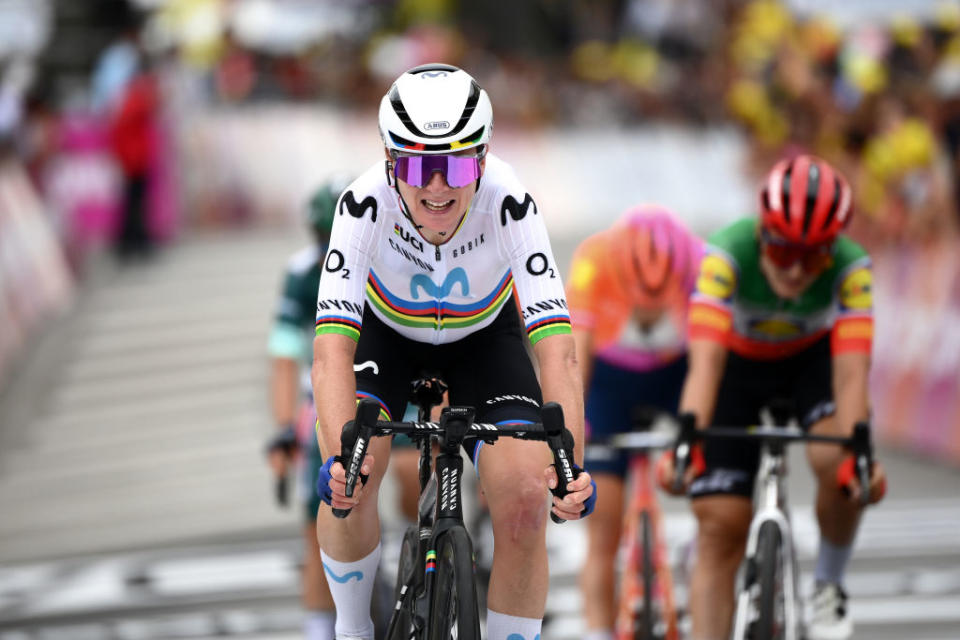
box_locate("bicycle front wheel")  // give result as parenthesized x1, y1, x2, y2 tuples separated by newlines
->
(754, 521, 785, 640)
(427, 527, 481, 640)
(386, 526, 419, 640)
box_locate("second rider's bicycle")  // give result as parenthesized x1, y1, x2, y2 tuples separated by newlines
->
(333, 378, 581, 640)
(672, 404, 876, 640)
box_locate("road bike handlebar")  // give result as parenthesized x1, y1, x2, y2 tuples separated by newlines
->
(672, 414, 875, 506)
(332, 398, 581, 522)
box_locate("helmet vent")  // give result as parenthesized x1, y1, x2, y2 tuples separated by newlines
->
(802, 162, 820, 234)
(389, 79, 481, 140)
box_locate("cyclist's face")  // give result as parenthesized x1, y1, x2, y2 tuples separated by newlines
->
(759, 231, 827, 298)
(391, 149, 485, 242)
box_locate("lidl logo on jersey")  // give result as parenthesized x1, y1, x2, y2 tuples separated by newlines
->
(748, 317, 805, 339)
(697, 254, 736, 300)
(394, 223, 424, 252)
(839, 267, 872, 310)
(410, 268, 470, 299)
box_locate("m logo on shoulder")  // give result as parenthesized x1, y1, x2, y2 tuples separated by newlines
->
(500, 193, 538, 226)
(340, 190, 378, 223)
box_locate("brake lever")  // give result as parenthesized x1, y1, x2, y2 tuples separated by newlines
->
(851, 421, 873, 507)
(672, 412, 697, 494)
(332, 398, 381, 519)
(542, 402, 580, 524)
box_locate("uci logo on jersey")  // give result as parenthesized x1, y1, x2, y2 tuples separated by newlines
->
(410, 268, 470, 299)
(394, 223, 424, 252)
(424, 121, 450, 131)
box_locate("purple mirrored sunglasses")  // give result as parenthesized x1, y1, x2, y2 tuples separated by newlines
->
(393, 154, 481, 188)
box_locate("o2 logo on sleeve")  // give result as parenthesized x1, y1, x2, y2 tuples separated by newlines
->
(324, 249, 350, 279)
(340, 190, 378, 223)
(500, 193, 537, 226)
(526, 252, 556, 278)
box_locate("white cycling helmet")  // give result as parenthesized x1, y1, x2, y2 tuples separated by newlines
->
(379, 63, 493, 155)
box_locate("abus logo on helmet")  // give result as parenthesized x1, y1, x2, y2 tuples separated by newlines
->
(424, 121, 450, 131)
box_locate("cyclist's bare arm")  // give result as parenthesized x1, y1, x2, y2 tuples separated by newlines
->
(312, 333, 373, 509)
(271, 357, 299, 427)
(571, 327, 594, 398)
(831, 351, 870, 436)
(267, 357, 300, 476)
(534, 332, 585, 463)
(657, 338, 728, 493)
(678, 337, 729, 428)
(832, 350, 886, 503)
(534, 332, 594, 520)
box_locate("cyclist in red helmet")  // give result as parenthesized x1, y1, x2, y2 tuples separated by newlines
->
(566, 205, 703, 640)
(661, 155, 887, 640)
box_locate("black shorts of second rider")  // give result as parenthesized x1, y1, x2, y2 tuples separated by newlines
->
(690, 335, 835, 499)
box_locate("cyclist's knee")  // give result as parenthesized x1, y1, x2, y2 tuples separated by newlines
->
(488, 475, 548, 544)
(693, 496, 751, 560)
(807, 443, 845, 482)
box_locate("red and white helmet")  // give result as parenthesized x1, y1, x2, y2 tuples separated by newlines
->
(760, 154, 853, 246)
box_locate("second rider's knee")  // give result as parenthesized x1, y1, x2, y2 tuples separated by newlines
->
(694, 502, 750, 563)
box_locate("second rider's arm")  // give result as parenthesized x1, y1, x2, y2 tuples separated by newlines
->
(677, 338, 728, 429)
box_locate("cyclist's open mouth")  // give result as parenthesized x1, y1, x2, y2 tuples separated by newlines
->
(423, 199, 455, 214)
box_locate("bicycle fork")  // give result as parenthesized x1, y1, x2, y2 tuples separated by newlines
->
(731, 448, 803, 640)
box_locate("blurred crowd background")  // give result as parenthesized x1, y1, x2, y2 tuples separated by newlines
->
(2, 0, 959, 461)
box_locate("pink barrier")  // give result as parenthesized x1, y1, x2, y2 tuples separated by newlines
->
(0, 162, 74, 388)
(871, 243, 960, 465)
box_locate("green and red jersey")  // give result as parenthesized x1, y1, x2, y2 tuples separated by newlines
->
(689, 218, 873, 359)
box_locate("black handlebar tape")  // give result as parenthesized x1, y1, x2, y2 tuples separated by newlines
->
(672, 412, 697, 494)
(542, 402, 581, 524)
(852, 421, 873, 507)
(332, 398, 382, 519)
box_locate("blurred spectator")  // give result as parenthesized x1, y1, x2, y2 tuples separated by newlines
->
(104, 16, 160, 261)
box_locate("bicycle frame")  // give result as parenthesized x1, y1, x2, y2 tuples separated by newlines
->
(336, 390, 581, 640)
(598, 427, 679, 640)
(616, 454, 679, 640)
(386, 449, 470, 637)
(730, 439, 803, 640)
(385, 398, 473, 639)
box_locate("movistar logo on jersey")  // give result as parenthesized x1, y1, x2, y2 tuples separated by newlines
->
(340, 190, 377, 222)
(410, 268, 470, 299)
(500, 193, 538, 226)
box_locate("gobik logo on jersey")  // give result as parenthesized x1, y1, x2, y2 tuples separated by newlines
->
(340, 190, 378, 223)
(500, 193, 537, 226)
